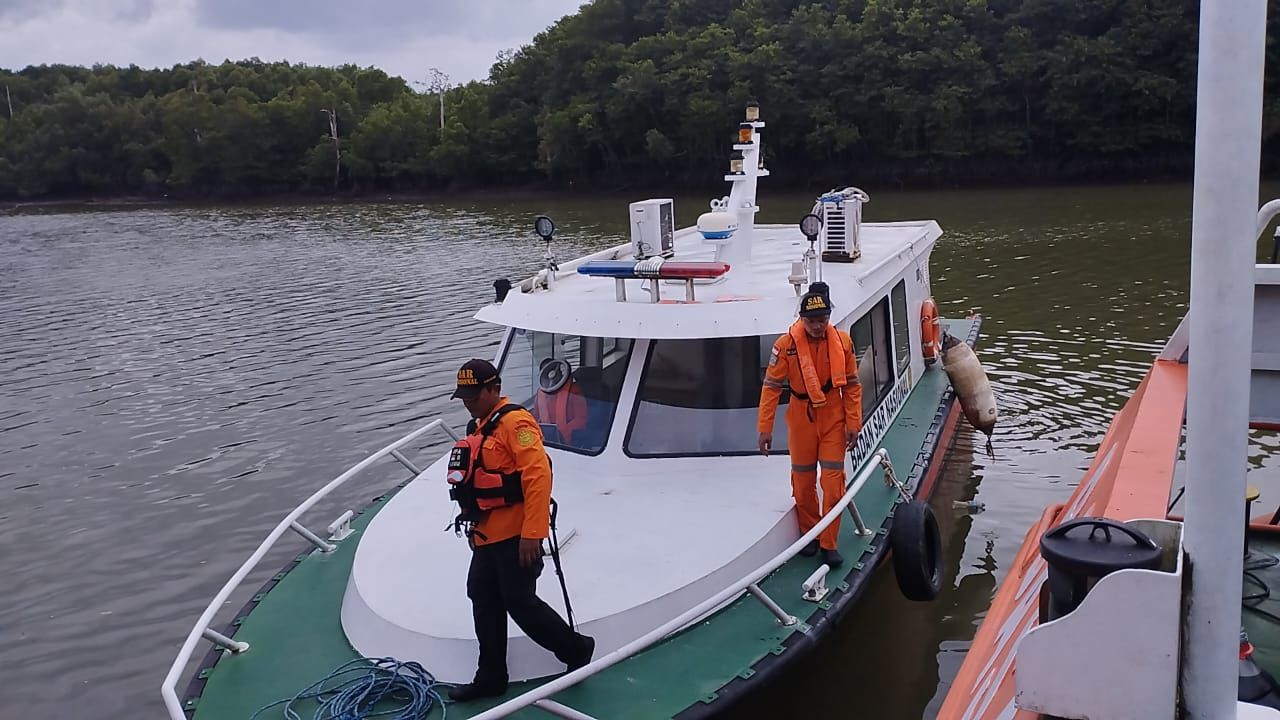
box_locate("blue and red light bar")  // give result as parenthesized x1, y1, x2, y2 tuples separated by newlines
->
(577, 259, 730, 280)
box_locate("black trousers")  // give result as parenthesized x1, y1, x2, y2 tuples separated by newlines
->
(467, 537, 582, 685)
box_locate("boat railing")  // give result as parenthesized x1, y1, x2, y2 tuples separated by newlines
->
(159, 418, 460, 720)
(1259, 198, 1280, 262)
(467, 447, 897, 720)
(1258, 198, 1280, 241)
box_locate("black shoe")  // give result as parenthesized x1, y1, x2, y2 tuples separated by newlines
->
(448, 680, 508, 702)
(799, 539, 819, 557)
(822, 548, 844, 568)
(566, 634, 595, 671)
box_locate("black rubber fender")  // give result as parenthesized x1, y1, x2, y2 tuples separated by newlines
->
(890, 500, 943, 601)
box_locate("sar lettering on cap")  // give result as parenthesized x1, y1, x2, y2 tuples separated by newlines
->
(804, 295, 827, 311)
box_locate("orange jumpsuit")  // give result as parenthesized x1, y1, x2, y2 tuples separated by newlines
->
(533, 382, 588, 446)
(471, 397, 552, 547)
(758, 323, 863, 550)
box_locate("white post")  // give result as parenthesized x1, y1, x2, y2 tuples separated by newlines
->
(1181, 1, 1267, 717)
(723, 121, 763, 269)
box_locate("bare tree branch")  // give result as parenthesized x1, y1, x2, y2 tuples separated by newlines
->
(321, 108, 340, 190)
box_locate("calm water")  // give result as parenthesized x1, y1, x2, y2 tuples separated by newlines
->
(2, 184, 1277, 718)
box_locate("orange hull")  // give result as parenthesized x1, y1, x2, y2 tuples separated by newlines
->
(936, 360, 1188, 720)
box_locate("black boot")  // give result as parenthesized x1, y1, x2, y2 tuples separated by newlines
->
(799, 539, 819, 557)
(566, 634, 595, 671)
(448, 678, 508, 702)
(822, 548, 843, 568)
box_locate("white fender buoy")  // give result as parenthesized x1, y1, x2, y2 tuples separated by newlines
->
(942, 334, 998, 437)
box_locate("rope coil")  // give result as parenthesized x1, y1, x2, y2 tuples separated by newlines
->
(249, 657, 449, 720)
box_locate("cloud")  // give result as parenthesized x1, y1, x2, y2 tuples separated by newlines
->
(0, 0, 66, 22)
(0, 0, 583, 83)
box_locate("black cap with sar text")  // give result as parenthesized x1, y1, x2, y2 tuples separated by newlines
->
(798, 281, 832, 318)
(452, 358, 500, 398)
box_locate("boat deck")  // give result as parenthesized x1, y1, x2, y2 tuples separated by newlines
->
(184, 318, 977, 720)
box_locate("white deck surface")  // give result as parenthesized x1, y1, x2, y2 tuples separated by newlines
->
(342, 449, 801, 682)
(477, 221, 941, 339)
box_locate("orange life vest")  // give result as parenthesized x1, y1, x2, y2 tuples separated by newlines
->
(534, 381, 587, 444)
(447, 403, 526, 524)
(787, 321, 847, 407)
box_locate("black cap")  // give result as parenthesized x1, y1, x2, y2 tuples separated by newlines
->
(799, 282, 833, 318)
(452, 359, 500, 399)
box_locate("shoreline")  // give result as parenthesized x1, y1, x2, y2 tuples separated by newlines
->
(6, 174, 1266, 215)
(0, 188, 586, 213)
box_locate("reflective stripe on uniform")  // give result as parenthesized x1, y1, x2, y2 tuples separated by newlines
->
(791, 463, 818, 473)
(763, 377, 785, 389)
(845, 374, 861, 385)
(818, 459, 844, 470)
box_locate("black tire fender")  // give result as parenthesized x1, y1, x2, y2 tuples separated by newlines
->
(890, 500, 943, 601)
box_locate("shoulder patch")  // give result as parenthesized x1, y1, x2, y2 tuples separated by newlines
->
(768, 347, 779, 366)
(515, 427, 537, 448)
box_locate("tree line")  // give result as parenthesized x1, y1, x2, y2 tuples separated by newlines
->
(2, 0, 1279, 200)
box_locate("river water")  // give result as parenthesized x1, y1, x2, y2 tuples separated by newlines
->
(2, 184, 1277, 719)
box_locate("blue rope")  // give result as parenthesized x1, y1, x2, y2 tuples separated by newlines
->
(249, 657, 449, 720)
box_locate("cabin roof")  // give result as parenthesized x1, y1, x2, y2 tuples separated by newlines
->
(475, 220, 941, 339)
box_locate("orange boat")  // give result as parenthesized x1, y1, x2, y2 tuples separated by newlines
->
(938, 4, 1280, 718)
(937, 336, 1188, 720)
(938, 253, 1280, 720)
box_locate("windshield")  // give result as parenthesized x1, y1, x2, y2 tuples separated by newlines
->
(499, 329, 632, 455)
(626, 335, 790, 457)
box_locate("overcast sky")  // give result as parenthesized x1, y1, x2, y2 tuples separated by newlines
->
(0, 0, 586, 84)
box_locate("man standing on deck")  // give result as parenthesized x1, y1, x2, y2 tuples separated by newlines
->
(447, 358, 595, 702)
(757, 282, 863, 568)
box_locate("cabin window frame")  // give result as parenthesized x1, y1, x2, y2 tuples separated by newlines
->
(890, 279, 911, 375)
(623, 335, 792, 458)
(497, 328, 634, 457)
(846, 295, 896, 418)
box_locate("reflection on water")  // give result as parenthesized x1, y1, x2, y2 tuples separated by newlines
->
(1, 183, 1275, 718)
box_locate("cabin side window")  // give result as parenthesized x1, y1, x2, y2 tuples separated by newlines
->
(850, 296, 894, 417)
(500, 329, 632, 455)
(626, 336, 790, 457)
(891, 280, 911, 374)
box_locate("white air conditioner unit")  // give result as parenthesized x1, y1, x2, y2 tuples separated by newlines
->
(629, 199, 675, 259)
(819, 188, 868, 263)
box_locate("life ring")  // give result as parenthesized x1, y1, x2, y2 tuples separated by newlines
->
(921, 297, 941, 365)
(889, 500, 943, 601)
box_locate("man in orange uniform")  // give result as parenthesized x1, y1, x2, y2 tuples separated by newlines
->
(757, 282, 863, 567)
(448, 359, 594, 702)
